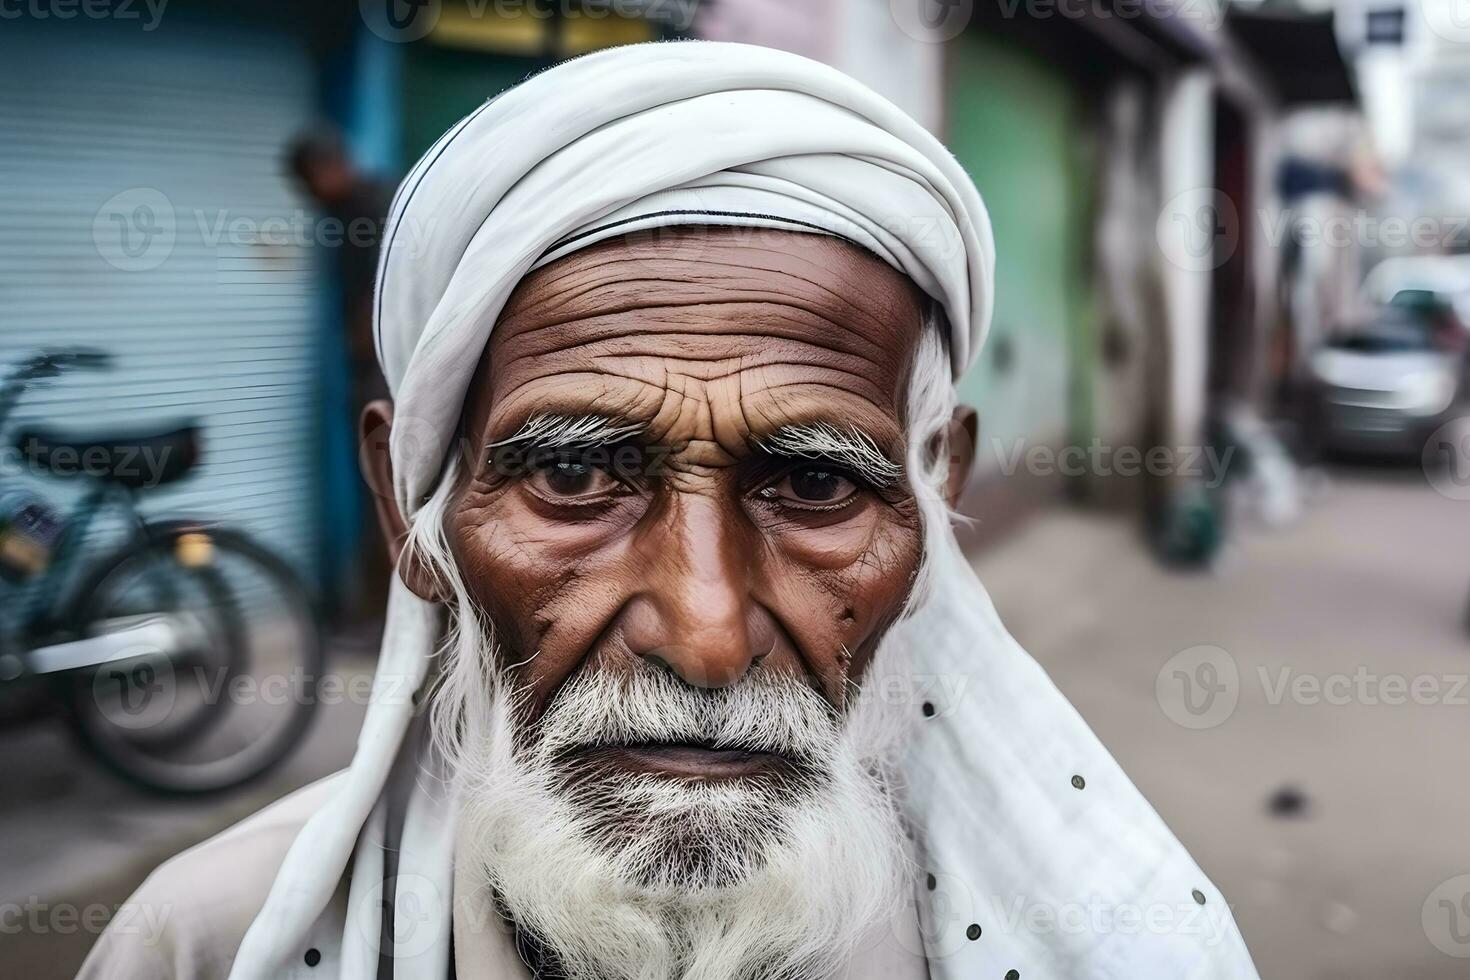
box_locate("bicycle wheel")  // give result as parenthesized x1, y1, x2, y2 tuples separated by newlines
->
(64, 524, 322, 794)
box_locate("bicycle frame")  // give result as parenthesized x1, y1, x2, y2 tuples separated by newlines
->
(11, 481, 144, 640)
(0, 348, 173, 652)
(3, 482, 212, 684)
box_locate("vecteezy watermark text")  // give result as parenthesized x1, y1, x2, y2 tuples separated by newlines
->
(0, 0, 167, 30)
(984, 437, 1236, 487)
(1157, 644, 1470, 730)
(1156, 188, 1470, 272)
(0, 438, 175, 489)
(0, 897, 171, 943)
(1260, 210, 1470, 253)
(984, 894, 1238, 947)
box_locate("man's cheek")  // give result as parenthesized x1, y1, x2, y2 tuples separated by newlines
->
(508, 567, 642, 715)
(449, 509, 558, 654)
(838, 526, 922, 653)
(772, 567, 918, 702)
(757, 500, 897, 570)
(452, 487, 608, 587)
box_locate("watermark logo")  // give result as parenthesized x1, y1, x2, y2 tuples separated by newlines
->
(354, 873, 445, 958)
(89, 647, 177, 732)
(1156, 645, 1239, 730)
(1156, 188, 1238, 273)
(1422, 0, 1470, 44)
(891, 0, 974, 41)
(360, 0, 440, 42)
(1424, 875, 1470, 958)
(1423, 417, 1470, 501)
(385, 413, 445, 503)
(900, 871, 976, 958)
(93, 188, 175, 272)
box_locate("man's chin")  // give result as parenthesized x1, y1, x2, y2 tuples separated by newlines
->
(559, 768, 813, 892)
(460, 732, 909, 980)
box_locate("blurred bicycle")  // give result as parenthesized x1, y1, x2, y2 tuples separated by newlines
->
(0, 348, 322, 793)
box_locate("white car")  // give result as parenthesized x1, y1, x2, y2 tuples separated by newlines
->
(1308, 308, 1467, 456)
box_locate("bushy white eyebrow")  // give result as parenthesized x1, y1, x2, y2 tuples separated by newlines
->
(489, 415, 902, 488)
(488, 413, 646, 451)
(758, 422, 903, 488)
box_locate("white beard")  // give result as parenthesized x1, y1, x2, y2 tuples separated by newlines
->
(454, 657, 912, 980)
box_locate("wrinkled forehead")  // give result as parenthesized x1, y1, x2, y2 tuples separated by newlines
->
(459, 227, 929, 449)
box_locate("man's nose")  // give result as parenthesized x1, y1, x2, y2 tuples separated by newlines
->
(622, 496, 773, 689)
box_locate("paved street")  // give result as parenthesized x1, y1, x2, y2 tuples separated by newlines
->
(974, 465, 1470, 979)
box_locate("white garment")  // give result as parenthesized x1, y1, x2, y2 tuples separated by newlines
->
(139, 40, 1257, 980)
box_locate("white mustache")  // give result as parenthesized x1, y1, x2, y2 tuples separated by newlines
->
(529, 664, 842, 766)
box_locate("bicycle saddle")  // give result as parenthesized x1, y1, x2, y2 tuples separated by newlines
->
(16, 424, 201, 490)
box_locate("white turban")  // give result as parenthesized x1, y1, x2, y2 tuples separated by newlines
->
(230, 40, 1259, 980)
(375, 40, 993, 518)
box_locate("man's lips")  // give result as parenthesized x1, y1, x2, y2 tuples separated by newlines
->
(569, 742, 794, 779)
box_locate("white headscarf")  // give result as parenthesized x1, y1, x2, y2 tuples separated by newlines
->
(230, 40, 1259, 980)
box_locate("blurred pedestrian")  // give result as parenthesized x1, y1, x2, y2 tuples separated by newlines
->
(287, 127, 393, 630)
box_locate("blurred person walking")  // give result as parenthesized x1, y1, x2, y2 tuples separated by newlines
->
(287, 128, 394, 631)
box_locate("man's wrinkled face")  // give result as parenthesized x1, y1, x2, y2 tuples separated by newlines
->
(370, 228, 936, 976)
(448, 227, 926, 769)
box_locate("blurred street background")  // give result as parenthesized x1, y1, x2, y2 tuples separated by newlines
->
(4, 0, 1470, 977)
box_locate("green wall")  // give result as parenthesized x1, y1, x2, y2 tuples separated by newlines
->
(401, 45, 540, 163)
(946, 34, 1095, 470)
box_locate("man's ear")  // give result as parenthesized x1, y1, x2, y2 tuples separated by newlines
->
(359, 400, 447, 602)
(942, 405, 978, 509)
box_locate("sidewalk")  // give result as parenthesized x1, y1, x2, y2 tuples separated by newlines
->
(971, 466, 1470, 979)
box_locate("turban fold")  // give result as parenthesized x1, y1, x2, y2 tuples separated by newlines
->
(231, 40, 1259, 980)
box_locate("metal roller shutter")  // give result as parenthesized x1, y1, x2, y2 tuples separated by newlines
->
(0, 18, 322, 615)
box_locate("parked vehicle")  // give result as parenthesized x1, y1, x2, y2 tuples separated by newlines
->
(0, 349, 322, 793)
(1305, 305, 1468, 458)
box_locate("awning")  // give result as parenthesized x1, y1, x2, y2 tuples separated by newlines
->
(1226, 9, 1357, 105)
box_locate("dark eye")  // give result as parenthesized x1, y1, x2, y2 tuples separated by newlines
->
(529, 453, 620, 499)
(762, 466, 860, 508)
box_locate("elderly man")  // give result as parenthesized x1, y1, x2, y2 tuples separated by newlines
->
(82, 42, 1258, 980)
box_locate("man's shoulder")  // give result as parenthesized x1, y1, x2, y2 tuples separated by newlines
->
(77, 774, 344, 980)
